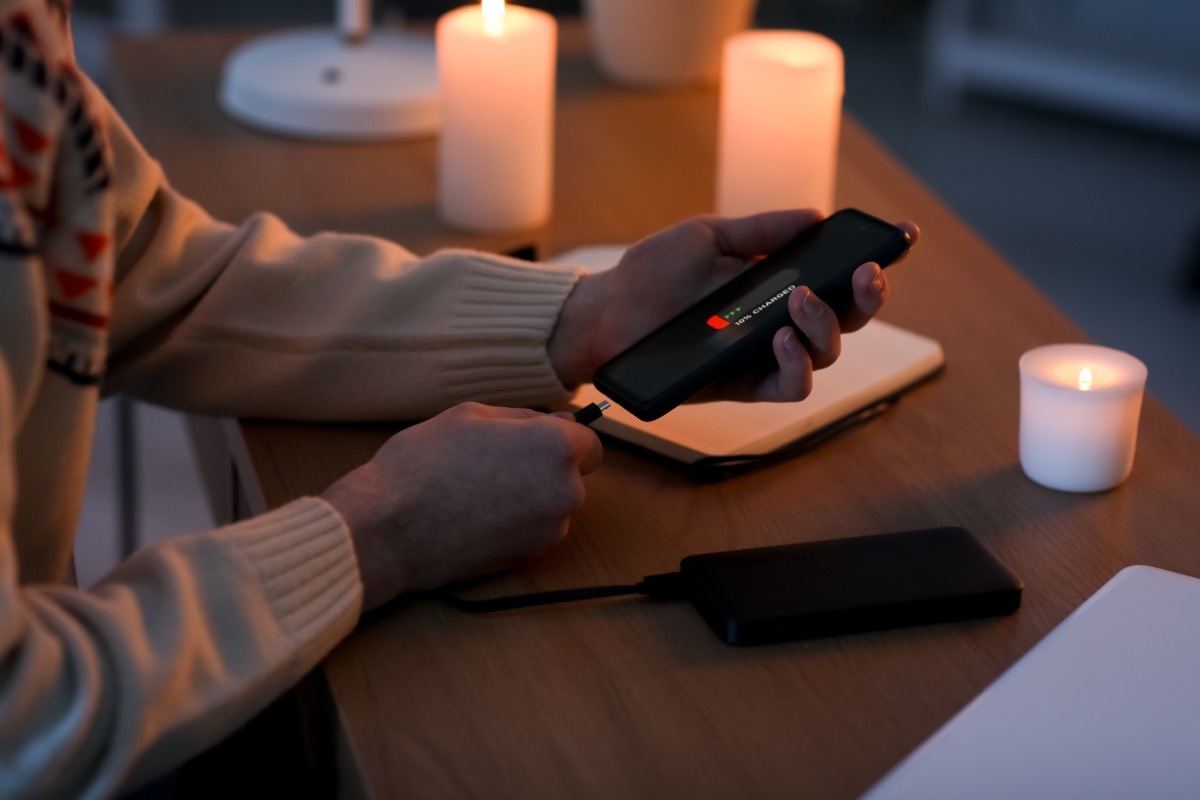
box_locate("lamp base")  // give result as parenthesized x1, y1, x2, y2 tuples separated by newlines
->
(219, 28, 439, 141)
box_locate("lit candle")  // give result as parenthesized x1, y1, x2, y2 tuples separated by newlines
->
(715, 30, 843, 217)
(1018, 344, 1148, 492)
(436, 0, 556, 232)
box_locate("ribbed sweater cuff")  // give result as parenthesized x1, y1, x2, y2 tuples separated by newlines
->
(226, 497, 361, 645)
(435, 251, 584, 408)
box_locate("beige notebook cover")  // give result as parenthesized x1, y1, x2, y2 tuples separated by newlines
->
(551, 246, 945, 470)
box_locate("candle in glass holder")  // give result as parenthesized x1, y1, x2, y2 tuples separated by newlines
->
(1018, 344, 1148, 493)
(436, 0, 556, 231)
(716, 30, 843, 217)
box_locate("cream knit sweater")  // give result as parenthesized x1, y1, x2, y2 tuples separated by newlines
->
(0, 18, 583, 800)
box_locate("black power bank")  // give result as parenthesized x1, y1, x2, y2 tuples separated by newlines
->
(594, 208, 911, 422)
(679, 527, 1022, 645)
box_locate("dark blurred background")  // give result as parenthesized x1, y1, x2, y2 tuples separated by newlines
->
(72, 0, 1200, 584)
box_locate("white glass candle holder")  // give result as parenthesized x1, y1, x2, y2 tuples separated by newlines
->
(436, 1, 556, 232)
(715, 30, 843, 217)
(1018, 344, 1148, 493)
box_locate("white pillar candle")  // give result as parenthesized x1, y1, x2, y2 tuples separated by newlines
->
(436, 0, 556, 232)
(716, 30, 843, 217)
(1019, 344, 1148, 493)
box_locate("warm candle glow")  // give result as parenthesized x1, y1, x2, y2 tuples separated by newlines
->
(1078, 367, 1094, 391)
(436, 0, 556, 231)
(716, 31, 844, 216)
(482, 0, 505, 36)
(1019, 344, 1148, 493)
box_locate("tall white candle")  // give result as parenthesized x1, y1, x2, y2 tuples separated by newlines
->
(436, 0, 556, 232)
(1019, 344, 1148, 493)
(716, 30, 843, 217)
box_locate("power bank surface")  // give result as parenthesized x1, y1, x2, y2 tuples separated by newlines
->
(594, 208, 911, 422)
(680, 527, 1022, 645)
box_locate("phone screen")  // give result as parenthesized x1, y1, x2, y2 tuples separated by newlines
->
(595, 209, 909, 417)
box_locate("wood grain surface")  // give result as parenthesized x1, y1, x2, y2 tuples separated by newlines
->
(111, 21, 1200, 800)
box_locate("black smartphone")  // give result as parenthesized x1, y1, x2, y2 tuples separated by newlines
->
(680, 527, 1023, 646)
(593, 208, 912, 422)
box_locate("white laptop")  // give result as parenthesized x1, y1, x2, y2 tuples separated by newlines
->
(862, 565, 1200, 800)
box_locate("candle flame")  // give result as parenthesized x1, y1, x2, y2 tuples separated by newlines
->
(1078, 367, 1093, 391)
(482, 0, 505, 35)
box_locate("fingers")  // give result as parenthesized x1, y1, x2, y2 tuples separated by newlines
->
(458, 403, 603, 475)
(787, 286, 841, 370)
(331, 402, 606, 607)
(839, 261, 891, 332)
(767, 326, 814, 402)
(707, 324, 816, 403)
(683, 214, 916, 409)
(836, 218, 912, 331)
(897, 221, 920, 251)
(553, 416, 604, 474)
(708, 208, 825, 258)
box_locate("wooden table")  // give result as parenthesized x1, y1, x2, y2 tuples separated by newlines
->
(111, 22, 1200, 800)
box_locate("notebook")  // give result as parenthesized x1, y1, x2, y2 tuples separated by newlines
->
(862, 565, 1200, 800)
(550, 245, 945, 475)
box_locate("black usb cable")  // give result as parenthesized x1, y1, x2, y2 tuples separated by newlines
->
(440, 571, 689, 614)
(439, 398, 665, 613)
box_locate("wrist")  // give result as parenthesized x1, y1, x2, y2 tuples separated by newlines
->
(548, 271, 608, 388)
(322, 464, 413, 611)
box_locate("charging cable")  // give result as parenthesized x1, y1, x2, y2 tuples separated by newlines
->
(440, 572, 689, 614)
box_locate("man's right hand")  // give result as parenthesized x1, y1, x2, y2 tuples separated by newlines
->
(320, 402, 603, 612)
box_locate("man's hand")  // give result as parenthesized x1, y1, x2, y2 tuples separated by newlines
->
(321, 403, 603, 611)
(549, 209, 919, 403)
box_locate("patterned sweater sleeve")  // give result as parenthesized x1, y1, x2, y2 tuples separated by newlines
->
(0, 56, 362, 797)
(0, 54, 585, 800)
(98, 85, 585, 421)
